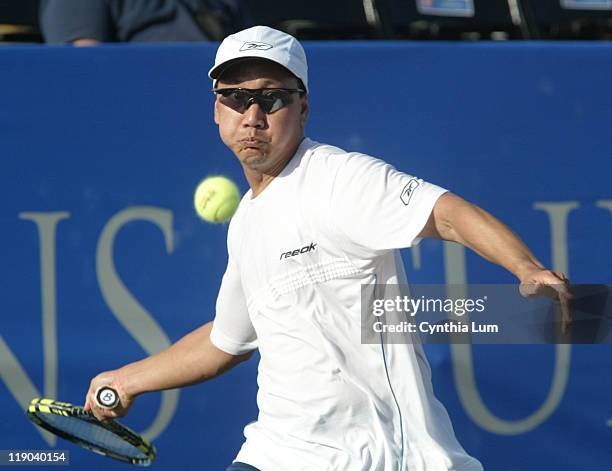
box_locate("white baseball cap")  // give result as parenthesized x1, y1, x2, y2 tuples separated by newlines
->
(208, 26, 308, 93)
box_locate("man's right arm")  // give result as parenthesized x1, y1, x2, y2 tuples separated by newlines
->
(84, 320, 253, 421)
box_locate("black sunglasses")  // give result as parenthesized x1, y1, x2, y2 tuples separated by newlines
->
(212, 87, 305, 114)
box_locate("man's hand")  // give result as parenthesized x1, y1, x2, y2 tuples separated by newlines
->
(80, 321, 252, 423)
(420, 194, 576, 335)
(519, 269, 574, 334)
(84, 371, 134, 422)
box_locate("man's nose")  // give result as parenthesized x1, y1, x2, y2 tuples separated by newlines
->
(242, 100, 266, 128)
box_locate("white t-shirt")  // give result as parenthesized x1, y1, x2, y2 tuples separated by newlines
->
(210, 138, 483, 471)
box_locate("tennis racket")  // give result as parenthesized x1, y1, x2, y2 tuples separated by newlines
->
(27, 387, 156, 466)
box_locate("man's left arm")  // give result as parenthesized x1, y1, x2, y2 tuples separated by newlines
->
(418, 192, 574, 332)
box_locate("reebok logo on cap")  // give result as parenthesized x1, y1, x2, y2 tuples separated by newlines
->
(240, 41, 273, 51)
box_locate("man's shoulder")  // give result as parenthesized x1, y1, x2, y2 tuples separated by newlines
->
(302, 138, 389, 177)
(301, 138, 348, 167)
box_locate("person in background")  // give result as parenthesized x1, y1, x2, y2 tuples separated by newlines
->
(39, 0, 248, 45)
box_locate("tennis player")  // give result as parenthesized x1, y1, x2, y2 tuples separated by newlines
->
(85, 26, 573, 471)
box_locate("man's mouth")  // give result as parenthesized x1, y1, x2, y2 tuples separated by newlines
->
(242, 138, 268, 149)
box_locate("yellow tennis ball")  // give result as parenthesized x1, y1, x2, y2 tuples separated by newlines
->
(194, 176, 241, 223)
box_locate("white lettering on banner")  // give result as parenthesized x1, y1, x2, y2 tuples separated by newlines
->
(595, 199, 612, 214)
(533, 202, 579, 276)
(2, 201, 606, 442)
(410, 244, 421, 270)
(0, 212, 69, 445)
(96, 207, 178, 442)
(443, 201, 579, 434)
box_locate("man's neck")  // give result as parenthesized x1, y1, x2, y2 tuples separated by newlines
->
(243, 137, 305, 198)
(244, 169, 279, 198)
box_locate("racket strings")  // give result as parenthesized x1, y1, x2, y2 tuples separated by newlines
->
(31, 412, 148, 459)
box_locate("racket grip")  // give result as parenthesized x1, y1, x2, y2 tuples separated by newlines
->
(94, 386, 120, 410)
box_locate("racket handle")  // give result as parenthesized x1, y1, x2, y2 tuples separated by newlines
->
(94, 386, 120, 410)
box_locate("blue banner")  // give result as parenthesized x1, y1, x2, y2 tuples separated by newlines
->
(1, 42, 611, 470)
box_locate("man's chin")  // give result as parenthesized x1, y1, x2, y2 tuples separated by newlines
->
(239, 151, 267, 168)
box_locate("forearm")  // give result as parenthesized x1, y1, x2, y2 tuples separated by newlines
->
(115, 321, 251, 398)
(433, 194, 545, 280)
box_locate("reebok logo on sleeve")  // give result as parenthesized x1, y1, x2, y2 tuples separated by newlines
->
(400, 179, 420, 206)
(280, 242, 317, 260)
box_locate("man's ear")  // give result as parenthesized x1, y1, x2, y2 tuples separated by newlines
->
(214, 99, 220, 125)
(300, 98, 309, 127)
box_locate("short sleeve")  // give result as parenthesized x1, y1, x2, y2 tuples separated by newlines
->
(40, 0, 115, 43)
(210, 257, 258, 355)
(329, 153, 447, 255)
